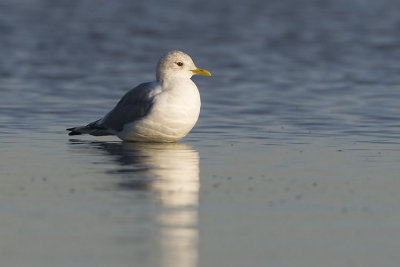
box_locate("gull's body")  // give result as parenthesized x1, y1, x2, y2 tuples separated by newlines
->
(67, 51, 210, 142)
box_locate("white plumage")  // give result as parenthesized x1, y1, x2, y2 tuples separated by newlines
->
(67, 50, 211, 142)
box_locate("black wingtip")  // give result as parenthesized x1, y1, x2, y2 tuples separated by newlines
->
(68, 131, 82, 136)
(67, 127, 82, 136)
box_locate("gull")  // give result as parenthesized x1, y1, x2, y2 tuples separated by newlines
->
(67, 50, 211, 142)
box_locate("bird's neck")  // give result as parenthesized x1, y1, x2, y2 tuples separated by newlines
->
(159, 77, 194, 91)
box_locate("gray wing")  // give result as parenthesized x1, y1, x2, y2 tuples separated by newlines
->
(97, 82, 157, 132)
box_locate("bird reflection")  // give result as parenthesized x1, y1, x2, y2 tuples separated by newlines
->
(68, 140, 199, 267)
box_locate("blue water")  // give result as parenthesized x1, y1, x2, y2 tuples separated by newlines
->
(1, 0, 400, 266)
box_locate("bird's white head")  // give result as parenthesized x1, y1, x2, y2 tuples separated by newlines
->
(156, 50, 211, 82)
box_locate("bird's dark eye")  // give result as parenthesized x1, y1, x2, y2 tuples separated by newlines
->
(176, 62, 183, 66)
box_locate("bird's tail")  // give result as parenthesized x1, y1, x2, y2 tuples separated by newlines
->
(67, 120, 113, 136)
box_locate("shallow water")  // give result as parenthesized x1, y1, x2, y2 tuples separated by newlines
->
(1, 0, 400, 266)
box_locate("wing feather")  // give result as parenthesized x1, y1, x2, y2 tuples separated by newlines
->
(98, 82, 158, 132)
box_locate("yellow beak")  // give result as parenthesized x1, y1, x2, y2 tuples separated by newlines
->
(190, 68, 211, 76)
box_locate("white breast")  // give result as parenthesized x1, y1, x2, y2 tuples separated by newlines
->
(118, 79, 201, 142)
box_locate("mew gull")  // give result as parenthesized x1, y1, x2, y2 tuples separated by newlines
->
(67, 50, 211, 142)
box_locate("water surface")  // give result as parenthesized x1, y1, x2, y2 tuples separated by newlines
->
(1, 0, 400, 266)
